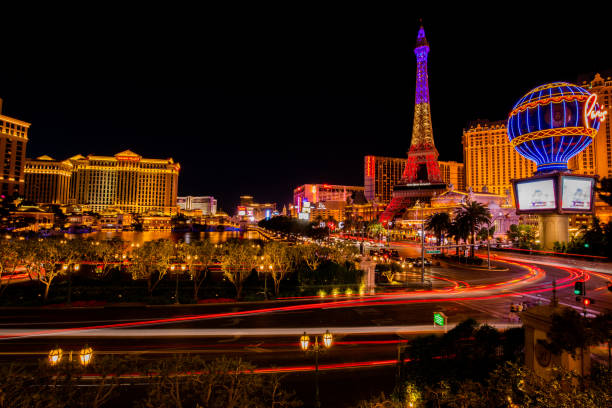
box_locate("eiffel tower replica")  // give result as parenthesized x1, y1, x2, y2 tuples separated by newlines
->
(379, 25, 446, 223)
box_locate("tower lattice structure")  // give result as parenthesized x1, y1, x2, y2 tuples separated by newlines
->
(402, 25, 441, 184)
(380, 25, 445, 223)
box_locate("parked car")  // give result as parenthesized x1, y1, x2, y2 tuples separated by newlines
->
(413, 258, 432, 267)
(389, 249, 401, 260)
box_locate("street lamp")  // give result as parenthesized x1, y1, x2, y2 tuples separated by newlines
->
(48, 348, 63, 365)
(48, 346, 93, 366)
(79, 346, 93, 366)
(414, 202, 425, 283)
(299, 330, 333, 408)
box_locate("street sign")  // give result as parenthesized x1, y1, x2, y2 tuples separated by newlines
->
(426, 250, 441, 254)
(433, 311, 446, 327)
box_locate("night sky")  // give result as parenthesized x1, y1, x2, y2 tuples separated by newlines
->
(1, 9, 611, 212)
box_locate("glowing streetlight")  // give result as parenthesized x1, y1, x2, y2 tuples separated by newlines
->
(299, 330, 333, 408)
(322, 330, 333, 348)
(48, 348, 63, 365)
(79, 346, 93, 366)
(300, 332, 310, 351)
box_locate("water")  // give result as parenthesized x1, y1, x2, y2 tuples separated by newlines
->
(65, 230, 264, 244)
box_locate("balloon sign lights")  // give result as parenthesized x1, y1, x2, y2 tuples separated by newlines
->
(507, 82, 607, 173)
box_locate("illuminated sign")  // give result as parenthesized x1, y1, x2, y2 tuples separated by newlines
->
(365, 156, 375, 178)
(584, 94, 608, 128)
(433, 311, 446, 327)
(516, 179, 556, 211)
(561, 176, 594, 211)
(513, 173, 595, 215)
(116, 156, 141, 162)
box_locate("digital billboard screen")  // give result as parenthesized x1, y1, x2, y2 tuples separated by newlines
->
(561, 176, 594, 211)
(516, 178, 556, 211)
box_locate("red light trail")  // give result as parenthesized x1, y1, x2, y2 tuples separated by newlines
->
(0, 256, 598, 341)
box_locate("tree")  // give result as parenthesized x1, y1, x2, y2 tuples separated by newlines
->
(263, 242, 296, 296)
(138, 355, 300, 408)
(545, 307, 597, 380)
(88, 238, 126, 279)
(453, 200, 491, 258)
(447, 220, 469, 256)
(219, 241, 258, 300)
(179, 240, 216, 301)
(591, 311, 612, 371)
(299, 244, 324, 272)
(0, 355, 125, 408)
(596, 177, 612, 206)
(368, 221, 386, 241)
(0, 240, 20, 297)
(425, 212, 451, 251)
(507, 224, 537, 249)
(20, 238, 70, 301)
(127, 239, 174, 297)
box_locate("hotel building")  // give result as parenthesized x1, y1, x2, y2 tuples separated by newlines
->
(571, 73, 612, 178)
(364, 155, 465, 204)
(438, 160, 465, 191)
(24, 156, 72, 204)
(462, 120, 536, 197)
(364, 156, 406, 204)
(177, 196, 217, 216)
(0, 98, 29, 196)
(294, 184, 364, 208)
(570, 73, 612, 222)
(236, 195, 276, 222)
(68, 150, 179, 214)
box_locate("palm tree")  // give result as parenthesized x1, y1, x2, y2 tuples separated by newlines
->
(368, 221, 386, 242)
(454, 200, 491, 258)
(425, 212, 451, 253)
(448, 220, 469, 256)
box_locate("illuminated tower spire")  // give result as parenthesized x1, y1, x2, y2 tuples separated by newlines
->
(379, 24, 446, 223)
(402, 24, 441, 183)
(412, 25, 434, 147)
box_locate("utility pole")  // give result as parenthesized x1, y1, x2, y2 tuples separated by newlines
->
(421, 206, 425, 283)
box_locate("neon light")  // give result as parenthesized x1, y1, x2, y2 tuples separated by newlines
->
(584, 94, 608, 127)
(508, 82, 602, 172)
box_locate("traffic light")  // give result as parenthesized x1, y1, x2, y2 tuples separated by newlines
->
(583, 298, 594, 307)
(574, 281, 585, 296)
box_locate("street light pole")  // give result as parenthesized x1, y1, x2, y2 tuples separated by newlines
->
(487, 236, 491, 270)
(420, 206, 425, 284)
(300, 330, 333, 408)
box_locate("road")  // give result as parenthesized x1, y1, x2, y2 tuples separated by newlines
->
(0, 246, 610, 407)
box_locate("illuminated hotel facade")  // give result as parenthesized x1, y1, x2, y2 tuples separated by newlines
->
(462, 120, 536, 197)
(294, 184, 364, 208)
(24, 156, 72, 204)
(438, 160, 465, 191)
(67, 150, 179, 214)
(364, 155, 464, 204)
(570, 73, 612, 222)
(571, 73, 612, 178)
(364, 156, 406, 204)
(177, 196, 217, 216)
(0, 98, 29, 196)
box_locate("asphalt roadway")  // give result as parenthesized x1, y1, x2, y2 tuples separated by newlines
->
(0, 244, 611, 407)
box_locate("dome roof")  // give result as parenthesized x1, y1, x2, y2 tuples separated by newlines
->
(507, 82, 604, 173)
(512, 82, 590, 110)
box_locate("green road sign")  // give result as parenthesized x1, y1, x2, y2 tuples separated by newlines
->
(426, 250, 441, 254)
(433, 312, 446, 327)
